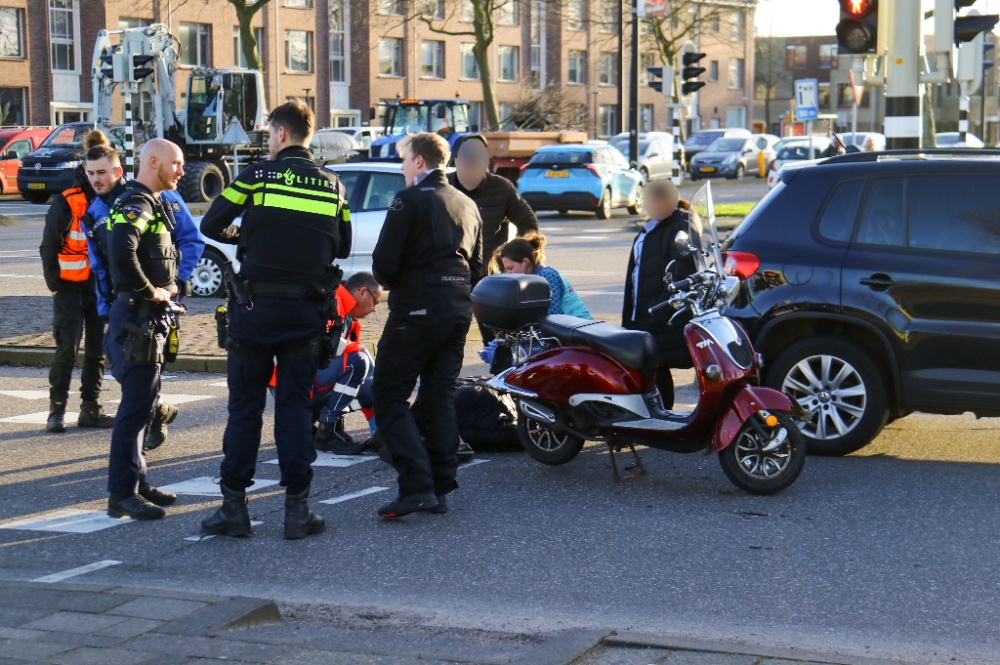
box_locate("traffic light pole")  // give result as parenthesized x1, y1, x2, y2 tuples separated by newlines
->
(629, 0, 639, 167)
(884, 0, 921, 149)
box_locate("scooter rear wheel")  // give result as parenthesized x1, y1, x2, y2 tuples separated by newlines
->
(517, 405, 585, 466)
(719, 414, 805, 495)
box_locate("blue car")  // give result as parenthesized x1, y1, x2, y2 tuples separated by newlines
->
(517, 144, 643, 218)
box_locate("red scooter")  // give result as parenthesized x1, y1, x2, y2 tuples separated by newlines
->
(472, 183, 807, 494)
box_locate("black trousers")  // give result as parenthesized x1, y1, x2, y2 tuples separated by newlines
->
(372, 313, 470, 498)
(50, 288, 105, 404)
(219, 297, 325, 495)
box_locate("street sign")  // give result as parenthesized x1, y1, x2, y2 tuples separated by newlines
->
(221, 118, 251, 146)
(794, 79, 819, 121)
(638, 0, 666, 17)
(848, 69, 864, 106)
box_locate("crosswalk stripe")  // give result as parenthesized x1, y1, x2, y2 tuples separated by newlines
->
(33, 560, 122, 583)
(158, 477, 279, 497)
(1, 509, 130, 534)
(319, 486, 389, 505)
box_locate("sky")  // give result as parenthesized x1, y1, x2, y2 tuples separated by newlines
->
(755, 0, 998, 37)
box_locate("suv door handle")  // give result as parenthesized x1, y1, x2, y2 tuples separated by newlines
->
(860, 273, 895, 291)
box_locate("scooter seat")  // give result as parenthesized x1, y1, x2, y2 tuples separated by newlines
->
(539, 315, 660, 372)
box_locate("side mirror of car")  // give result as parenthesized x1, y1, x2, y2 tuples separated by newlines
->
(2, 151, 17, 161)
(369, 106, 377, 120)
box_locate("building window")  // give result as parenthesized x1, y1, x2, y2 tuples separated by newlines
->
(598, 105, 617, 138)
(818, 82, 831, 110)
(639, 104, 654, 133)
(460, 43, 480, 80)
(639, 53, 655, 85)
(377, 0, 403, 16)
(786, 44, 807, 68)
(710, 15, 720, 32)
(180, 23, 211, 67)
(0, 8, 24, 59)
(567, 0, 585, 31)
(726, 105, 746, 129)
(498, 45, 518, 82)
(287, 95, 315, 110)
(497, 0, 518, 26)
(530, 0, 544, 88)
(838, 83, 869, 107)
(330, 0, 345, 82)
(469, 101, 484, 131)
(460, 0, 474, 22)
(422, 0, 444, 19)
(709, 60, 719, 81)
(599, 0, 617, 33)
(285, 0, 312, 6)
(0, 87, 26, 125)
(568, 49, 587, 84)
(233, 27, 264, 68)
(119, 17, 151, 30)
(729, 11, 745, 41)
(49, 0, 75, 71)
(820, 44, 839, 69)
(599, 52, 618, 86)
(498, 102, 515, 129)
(421, 40, 445, 78)
(728, 58, 744, 89)
(378, 37, 403, 76)
(285, 30, 313, 72)
(568, 103, 587, 129)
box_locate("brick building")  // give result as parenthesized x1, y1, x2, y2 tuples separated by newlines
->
(0, 0, 755, 138)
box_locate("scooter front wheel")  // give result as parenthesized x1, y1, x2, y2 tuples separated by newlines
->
(719, 414, 805, 495)
(517, 404, 585, 466)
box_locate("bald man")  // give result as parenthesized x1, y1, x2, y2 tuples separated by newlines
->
(103, 138, 186, 520)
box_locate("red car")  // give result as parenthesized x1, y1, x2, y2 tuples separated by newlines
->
(0, 127, 53, 195)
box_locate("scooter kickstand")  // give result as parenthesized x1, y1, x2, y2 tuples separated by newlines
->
(607, 444, 623, 483)
(624, 443, 647, 478)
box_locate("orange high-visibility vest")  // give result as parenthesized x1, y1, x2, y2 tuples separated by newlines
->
(57, 187, 91, 282)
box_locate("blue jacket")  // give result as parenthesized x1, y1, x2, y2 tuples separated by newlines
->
(85, 181, 204, 318)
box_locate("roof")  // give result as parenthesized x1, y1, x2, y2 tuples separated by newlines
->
(535, 144, 591, 151)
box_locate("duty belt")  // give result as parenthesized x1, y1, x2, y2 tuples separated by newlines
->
(249, 281, 319, 300)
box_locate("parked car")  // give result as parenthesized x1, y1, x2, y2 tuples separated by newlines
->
(723, 151, 1000, 457)
(681, 128, 752, 162)
(16, 123, 100, 203)
(517, 144, 643, 219)
(0, 127, 53, 196)
(766, 137, 832, 188)
(608, 133, 675, 183)
(936, 132, 985, 148)
(192, 163, 415, 297)
(689, 136, 762, 180)
(838, 131, 886, 151)
(309, 129, 361, 165)
(327, 126, 384, 157)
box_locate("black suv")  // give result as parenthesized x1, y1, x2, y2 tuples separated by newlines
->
(723, 151, 1000, 456)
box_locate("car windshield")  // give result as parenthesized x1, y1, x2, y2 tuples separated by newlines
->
(684, 132, 722, 149)
(187, 74, 221, 141)
(0, 138, 9, 151)
(528, 150, 592, 164)
(704, 139, 745, 153)
(41, 126, 90, 148)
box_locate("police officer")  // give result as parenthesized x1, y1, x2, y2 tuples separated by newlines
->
(371, 132, 483, 519)
(200, 102, 351, 540)
(104, 138, 187, 520)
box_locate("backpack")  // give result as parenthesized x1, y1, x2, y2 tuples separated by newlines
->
(453, 376, 521, 450)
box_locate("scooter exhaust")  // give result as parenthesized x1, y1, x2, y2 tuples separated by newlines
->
(519, 399, 557, 425)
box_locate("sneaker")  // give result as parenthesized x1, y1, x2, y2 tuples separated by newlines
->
(377, 493, 439, 519)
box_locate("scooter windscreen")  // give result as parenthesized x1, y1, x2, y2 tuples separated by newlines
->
(686, 182, 724, 277)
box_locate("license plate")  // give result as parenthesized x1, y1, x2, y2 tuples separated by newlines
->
(699, 167, 716, 173)
(545, 170, 570, 178)
(28, 183, 45, 189)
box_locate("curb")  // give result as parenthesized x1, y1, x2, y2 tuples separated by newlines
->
(0, 346, 227, 373)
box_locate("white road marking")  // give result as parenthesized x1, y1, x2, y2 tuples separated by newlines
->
(32, 560, 122, 583)
(0, 390, 53, 400)
(106, 394, 214, 406)
(319, 486, 389, 505)
(265, 451, 378, 468)
(208, 381, 228, 387)
(1, 509, 130, 534)
(460, 458, 490, 469)
(184, 520, 262, 541)
(0, 411, 79, 425)
(0, 250, 38, 255)
(158, 477, 280, 497)
(0, 273, 45, 278)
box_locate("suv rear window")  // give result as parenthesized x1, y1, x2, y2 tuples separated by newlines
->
(908, 175, 1000, 255)
(528, 150, 592, 165)
(817, 180, 865, 244)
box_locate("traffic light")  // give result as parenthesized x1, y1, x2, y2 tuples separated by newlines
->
(955, 13, 999, 43)
(99, 53, 115, 80)
(681, 52, 706, 96)
(647, 67, 664, 94)
(132, 54, 154, 82)
(836, 0, 879, 54)
(985, 37, 995, 71)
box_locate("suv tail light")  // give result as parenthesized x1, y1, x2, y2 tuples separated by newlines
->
(723, 251, 760, 281)
(586, 164, 602, 177)
(520, 163, 528, 172)
(769, 161, 777, 172)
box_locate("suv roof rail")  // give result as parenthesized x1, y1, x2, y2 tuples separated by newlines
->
(823, 148, 1000, 164)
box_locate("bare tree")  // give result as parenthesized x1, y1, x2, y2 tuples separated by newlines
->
(754, 35, 790, 131)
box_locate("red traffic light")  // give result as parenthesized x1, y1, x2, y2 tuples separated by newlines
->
(841, 0, 875, 16)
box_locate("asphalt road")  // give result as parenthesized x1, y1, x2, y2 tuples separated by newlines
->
(3, 186, 1000, 665)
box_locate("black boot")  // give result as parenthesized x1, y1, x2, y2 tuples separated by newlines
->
(284, 487, 325, 540)
(313, 421, 338, 452)
(201, 483, 252, 537)
(46, 400, 66, 434)
(108, 493, 166, 520)
(78, 400, 115, 428)
(457, 441, 475, 464)
(429, 494, 448, 514)
(378, 493, 439, 519)
(139, 482, 177, 507)
(144, 402, 178, 450)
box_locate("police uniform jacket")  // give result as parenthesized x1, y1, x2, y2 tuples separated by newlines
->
(107, 181, 179, 297)
(372, 169, 483, 320)
(200, 145, 351, 285)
